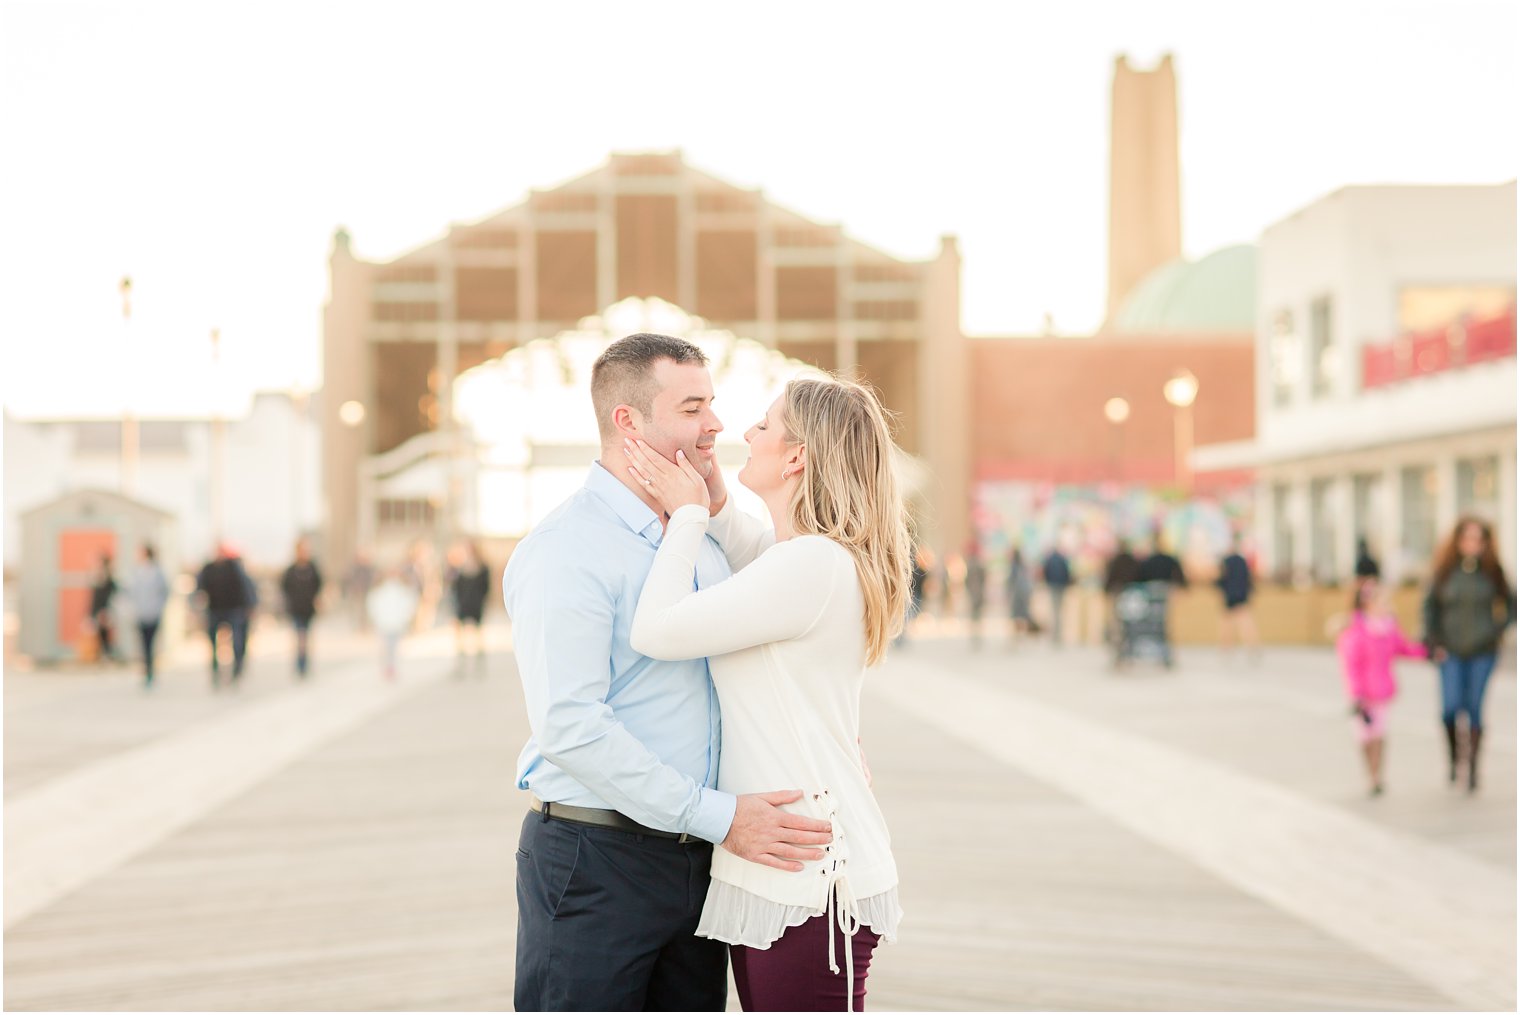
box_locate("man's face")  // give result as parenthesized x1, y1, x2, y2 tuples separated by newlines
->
(636, 359, 722, 477)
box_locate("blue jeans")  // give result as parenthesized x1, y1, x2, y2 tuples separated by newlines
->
(207, 608, 249, 678)
(1439, 653, 1497, 731)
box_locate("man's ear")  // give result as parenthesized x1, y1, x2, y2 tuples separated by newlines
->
(612, 404, 642, 440)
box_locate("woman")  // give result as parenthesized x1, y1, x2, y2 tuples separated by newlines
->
(625, 376, 908, 1013)
(964, 542, 988, 648)
(279, 538, 323, 678)
(127, 544, 170, 688)
(1423, 517, 1516, 792)
(1006, 547, 1035, 644)
(90, 554, 120, 662)
(1338, 577, 1427, 796)
(367, 568, 419, 682)
(448, 541, 491, 673)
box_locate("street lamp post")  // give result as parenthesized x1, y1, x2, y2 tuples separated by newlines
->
(210, 328, 226, 543)
(290, 384, 309, 544)
(1103, 396, 1131, 482)
(120, 277, 138, 497)
(339, 401, 371, 553)
(1163, 369, 1200, 494)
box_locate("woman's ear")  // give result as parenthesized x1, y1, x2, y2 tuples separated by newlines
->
(787, 444, 807, 475)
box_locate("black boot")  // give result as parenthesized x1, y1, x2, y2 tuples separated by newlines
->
(1468, 728, 1482, 793)
(1444, 720, 1460, 783)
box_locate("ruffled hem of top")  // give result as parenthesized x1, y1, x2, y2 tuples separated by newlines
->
(695, 879, 902, 949)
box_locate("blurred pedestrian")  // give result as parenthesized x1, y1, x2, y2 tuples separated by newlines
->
(964, 542, 988, 649)
(89, 553, 120, 663)
(1041, 546, 1073, 647)
(1354, 538, 1381, 580)
(127, 543, 169, 688)
(1005, 547, 1036, 645)
(1135, 530, 1187, 668)
(403, 540, 441, 632)
(895, 546, 930, 648)
(1103, 540, 1142, 645)
(280, 537, 323, 678)
(1216, 534, 1259, 662)
(1137, 529, 1188, 587)
(368, 568, 420, 681)
(1338, 577, 1427, 797)
(449, 540, 491, 673)
(345, 551, 376, 630)
(196, 543, 255, 688)
(1423, 517, 1516, 792)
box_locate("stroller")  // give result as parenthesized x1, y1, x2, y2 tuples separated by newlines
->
(1114, 580, 1175, 669)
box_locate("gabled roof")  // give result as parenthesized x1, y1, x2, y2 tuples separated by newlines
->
(381, 150, 927, 268)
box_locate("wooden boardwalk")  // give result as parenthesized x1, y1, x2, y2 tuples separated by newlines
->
(4, 623, 1514, 1010)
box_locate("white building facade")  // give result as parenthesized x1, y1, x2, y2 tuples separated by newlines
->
(1195, 182, 1517, 584)
(4, 392, 322, 574)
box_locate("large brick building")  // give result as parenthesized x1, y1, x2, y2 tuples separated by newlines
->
(322, 151, 968, 571)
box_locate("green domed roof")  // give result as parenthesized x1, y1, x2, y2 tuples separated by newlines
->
(1111, 244, 1258, 333)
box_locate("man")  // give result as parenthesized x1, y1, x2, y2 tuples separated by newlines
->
(280, 538, 323, 678)
(197, 543, 255, 688)
(1137, 529, 1189, 588)
(1041, 545, 1074, 647)
(502, 333, 833, 1012)
(1136, 528, 1189, 667)
(128, 543, 170, 688)
(1215, 533, 1258, 662)
(1102, 539, 1142, 646)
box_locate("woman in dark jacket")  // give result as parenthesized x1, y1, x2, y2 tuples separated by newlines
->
(90, 554, 120, 662)
(449, 541, 491, 673)
(1423, 516, 1516, 792)
(280, 538, 323, 678)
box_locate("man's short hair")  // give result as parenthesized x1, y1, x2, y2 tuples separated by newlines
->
(591, 333, 708, 442)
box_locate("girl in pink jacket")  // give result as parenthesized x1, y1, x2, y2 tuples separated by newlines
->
(1337, 578, 1428, 796)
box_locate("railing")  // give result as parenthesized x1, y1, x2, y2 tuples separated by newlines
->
(1362, 304, 1516, 389)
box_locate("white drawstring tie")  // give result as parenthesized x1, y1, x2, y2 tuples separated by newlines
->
(817, 787, 863, 1013)
(825, 873, 862, 1012)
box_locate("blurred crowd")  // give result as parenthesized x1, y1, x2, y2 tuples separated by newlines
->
(82, 536, 498, 689)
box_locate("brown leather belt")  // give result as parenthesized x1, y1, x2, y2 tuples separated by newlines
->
(529, 795, 697, 843)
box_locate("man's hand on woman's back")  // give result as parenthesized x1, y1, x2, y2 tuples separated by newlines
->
(722, 790, 833, 872)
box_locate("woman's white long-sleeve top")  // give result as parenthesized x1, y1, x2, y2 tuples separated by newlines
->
(630, 500, 901, 952)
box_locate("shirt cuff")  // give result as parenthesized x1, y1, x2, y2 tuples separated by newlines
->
(689, 787, 738, 845)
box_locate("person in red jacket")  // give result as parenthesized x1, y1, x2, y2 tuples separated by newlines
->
(1337, 577, 1428, 797)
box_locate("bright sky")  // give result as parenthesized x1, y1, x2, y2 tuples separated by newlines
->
(2, 0, 1514, 417)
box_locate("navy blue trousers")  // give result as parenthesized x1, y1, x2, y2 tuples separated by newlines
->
(514, 810, 727, 1012)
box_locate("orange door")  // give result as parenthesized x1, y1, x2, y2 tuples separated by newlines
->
(58, 529, 117, 646)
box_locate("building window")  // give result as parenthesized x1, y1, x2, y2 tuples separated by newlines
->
(1456, 455, 1500, 524)
(377, 498, 436, 528)
(73, 421, 122, 454)
(1310, 478, 1337, 584)
(1400, 465, 1438, 571)
(1272, 483, 1294, 583)
(1269, 310, 1300, 407)
(1310, 296, 1335, 399)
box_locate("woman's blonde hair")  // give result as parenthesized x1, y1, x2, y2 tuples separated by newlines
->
(781, 376, 912, 666)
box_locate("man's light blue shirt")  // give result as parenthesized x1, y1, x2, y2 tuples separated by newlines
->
(503, 462, 737, 844)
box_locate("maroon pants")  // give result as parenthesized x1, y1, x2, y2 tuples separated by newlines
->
(730, 913, 881, 1012)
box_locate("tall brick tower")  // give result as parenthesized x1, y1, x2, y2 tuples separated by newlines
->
(1106, 53, 1182, 320)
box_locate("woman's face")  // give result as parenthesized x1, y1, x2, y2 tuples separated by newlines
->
(1458, 522, 1487, 559)
(738, 396, 791, 495)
